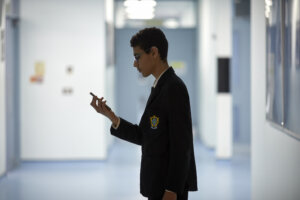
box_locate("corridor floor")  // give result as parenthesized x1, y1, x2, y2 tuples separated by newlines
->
(0, 139, 250, 200)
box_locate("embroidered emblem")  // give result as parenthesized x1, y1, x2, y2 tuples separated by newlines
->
(150, 115, 159, 129)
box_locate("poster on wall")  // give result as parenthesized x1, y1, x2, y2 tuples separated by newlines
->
(30, 61, 45, 83)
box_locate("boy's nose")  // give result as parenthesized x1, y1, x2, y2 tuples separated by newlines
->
(133, 60, 138, 67)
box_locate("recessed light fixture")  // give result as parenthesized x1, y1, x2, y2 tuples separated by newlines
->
(123, 0, 157, 20)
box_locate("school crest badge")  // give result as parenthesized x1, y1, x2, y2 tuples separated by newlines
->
(150, 115, 159, 129)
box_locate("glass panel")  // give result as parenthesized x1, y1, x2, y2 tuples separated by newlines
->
(283, 0, 300, 135)
(266, 0, 284, 125)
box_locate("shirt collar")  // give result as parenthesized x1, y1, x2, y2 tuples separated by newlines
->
(153, 67, 169, 88)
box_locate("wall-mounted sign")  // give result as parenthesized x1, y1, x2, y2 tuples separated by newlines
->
(66, 65, 74, 75)
(170, 61, 186, 76)
(62, 87, 73, 95)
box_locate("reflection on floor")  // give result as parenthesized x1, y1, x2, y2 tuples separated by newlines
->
(0, 139, 250, 200)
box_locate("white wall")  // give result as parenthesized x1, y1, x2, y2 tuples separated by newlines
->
(20, 0, 108, 160)
(198, 0, 232, 148)
(105, 66, 115, 150)
(0, 1, 7, 177)
(104, 0, 115, 151)
(251, 0, 300, 199)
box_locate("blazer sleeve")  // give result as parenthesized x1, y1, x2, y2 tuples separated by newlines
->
(110, 117, 143, 145)
(165, 83, 193, 194)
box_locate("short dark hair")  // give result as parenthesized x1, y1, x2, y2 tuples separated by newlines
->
(130, 27, 168, 62)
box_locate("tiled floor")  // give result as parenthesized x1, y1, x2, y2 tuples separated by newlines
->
(0, 139, 250, 200)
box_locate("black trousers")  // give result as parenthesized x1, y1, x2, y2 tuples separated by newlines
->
(148, 191, 188, 200)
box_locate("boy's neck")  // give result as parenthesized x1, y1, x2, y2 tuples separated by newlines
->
(153, 62, 169, 79)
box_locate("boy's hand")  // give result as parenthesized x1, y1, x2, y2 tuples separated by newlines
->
(162, 191, 177, 200)
(90, 95, 118, 126)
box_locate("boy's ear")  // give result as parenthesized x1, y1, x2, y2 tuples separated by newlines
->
(151, 46, 159, 59)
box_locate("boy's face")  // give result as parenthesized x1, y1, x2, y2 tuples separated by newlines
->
(132, 46, 154, 77)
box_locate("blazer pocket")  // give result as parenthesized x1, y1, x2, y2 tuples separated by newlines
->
(140, 156, 168, 197)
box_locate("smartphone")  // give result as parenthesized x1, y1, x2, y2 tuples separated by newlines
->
(90, 92, 111, 111)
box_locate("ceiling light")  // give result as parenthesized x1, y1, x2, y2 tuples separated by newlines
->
(124, 0, 156, 7)
(163, 19, 179, 29)
(123, 0, 157, 20)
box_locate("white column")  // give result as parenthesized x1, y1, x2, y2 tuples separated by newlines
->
(0, 2, 7, 177)
(216, 94, 232, 159)
(198, 0, 217, 148)
(198, 0, 232, 150)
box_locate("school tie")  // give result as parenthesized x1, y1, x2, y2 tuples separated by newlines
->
(146, 87, 155, 107)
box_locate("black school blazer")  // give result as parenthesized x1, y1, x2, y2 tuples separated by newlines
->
(110, 67, 198, 198)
